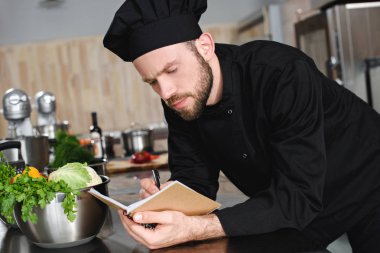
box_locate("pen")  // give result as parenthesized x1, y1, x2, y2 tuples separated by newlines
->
(152, 169, 161, 190)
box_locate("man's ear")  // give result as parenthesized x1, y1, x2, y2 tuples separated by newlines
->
(195, 33, 215, 62)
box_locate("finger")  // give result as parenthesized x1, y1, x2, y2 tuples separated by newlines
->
(140, 178, 159, 194)
(140, 181, 173, 199)
(118, 210, 167, 250)
(139, 188, 151, 199)
(118, 210, 146, 242)
(120, 213, 161, 247)
(118, 209, 160, 235)
(132, 210, 182, 225)
(118, 210, 135, 232)
(118, 209, 145, 233)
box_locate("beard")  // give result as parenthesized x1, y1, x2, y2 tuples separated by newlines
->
(166, 51, 213, 121)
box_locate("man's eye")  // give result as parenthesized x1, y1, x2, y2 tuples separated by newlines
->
(167, 68, 177, 73)
(148, 80, 157, 86)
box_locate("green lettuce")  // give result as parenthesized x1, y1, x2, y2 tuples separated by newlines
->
(48, 163, 92, 189)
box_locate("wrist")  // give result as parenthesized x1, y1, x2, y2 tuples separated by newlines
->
(190, 214, 226, 241)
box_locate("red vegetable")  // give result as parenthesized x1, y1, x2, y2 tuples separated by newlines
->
(131, 151, 152, 164)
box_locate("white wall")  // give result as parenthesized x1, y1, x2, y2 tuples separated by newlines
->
(0, 0, 283, 46)
(0, 0, 124, 45)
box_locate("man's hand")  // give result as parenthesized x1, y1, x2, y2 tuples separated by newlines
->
(139, 178, 173, 199)
(118, 210, 226, 249)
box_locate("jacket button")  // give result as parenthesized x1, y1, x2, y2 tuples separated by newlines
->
(242, 153, 248, 159)
(227, 109, 233, 115)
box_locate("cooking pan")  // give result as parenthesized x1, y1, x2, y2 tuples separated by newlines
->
(121, 129, 153, 156)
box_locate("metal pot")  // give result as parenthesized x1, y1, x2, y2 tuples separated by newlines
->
(121, 129, 153, 156)
(0, 137, 50, 172)
(13, 176, 110, 248)
(20, 136, 50, 171)
(0, 140, 25, 173)
(36, 121, 69, 140)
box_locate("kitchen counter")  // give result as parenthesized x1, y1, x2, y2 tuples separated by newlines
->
(105, 153, 169, 174)
(0, 170, 329, 253)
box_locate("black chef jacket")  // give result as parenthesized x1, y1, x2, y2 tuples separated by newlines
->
(162, 40, 380, 244)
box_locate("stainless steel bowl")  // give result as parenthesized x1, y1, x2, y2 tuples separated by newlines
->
(13, 175, 110, 248)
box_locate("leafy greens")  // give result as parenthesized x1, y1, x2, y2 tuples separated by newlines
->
(48, 162, 92, 189)
(0, 153, 79, 224)
(50, 130, 94, 168)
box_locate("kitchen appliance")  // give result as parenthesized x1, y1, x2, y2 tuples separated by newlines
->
(295, 1, 380, 112)
(121, 129, 153, 156)
(35, 91, 70, 140)
(35, 91, 56, 126)
(2, 88, 34, 138)
(13, 176, 110, 249)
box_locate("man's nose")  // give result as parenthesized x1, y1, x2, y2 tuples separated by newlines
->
(159, 81, 176, 101)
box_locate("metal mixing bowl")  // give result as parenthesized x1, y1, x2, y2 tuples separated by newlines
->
(13, 175, 110, 248)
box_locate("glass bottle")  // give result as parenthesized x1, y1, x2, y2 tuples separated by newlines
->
(90, 112, 104, 159)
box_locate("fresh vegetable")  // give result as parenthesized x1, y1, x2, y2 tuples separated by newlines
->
(10, 174, 21, 184)
(83, 165, 103, 186)
(0, 153, 16, 185)
(10, 167, 46, 184)
(131, 151, 159, 164)
(22, 166, 42, 178)
(0, 155, 79, 224)
(48, 162, 101, 189)
(50, 130, 94, 168)
(131, 151, 152, 163)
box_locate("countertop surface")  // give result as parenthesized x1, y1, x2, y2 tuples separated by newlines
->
(105, 153, 169, 174)
(0, 170, 329, 253)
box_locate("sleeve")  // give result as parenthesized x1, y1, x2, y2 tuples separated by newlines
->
(215, 59, 327, 236)
(162, 102, 220, 200)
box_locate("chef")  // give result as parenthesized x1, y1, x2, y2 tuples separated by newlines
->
(103, 0, 380, 251)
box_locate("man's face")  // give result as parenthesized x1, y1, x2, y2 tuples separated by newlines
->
(133, 42, 213, 121)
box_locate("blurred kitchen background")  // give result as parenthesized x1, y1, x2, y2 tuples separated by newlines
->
(1, 0, 379, 138)
(1, 1, 379, 252)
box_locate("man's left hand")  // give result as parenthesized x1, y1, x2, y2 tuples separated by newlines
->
(118, 210, 225, 249)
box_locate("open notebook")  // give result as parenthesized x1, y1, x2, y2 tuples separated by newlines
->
(88, 180, 221, 216)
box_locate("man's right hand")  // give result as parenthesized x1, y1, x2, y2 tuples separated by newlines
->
(139, 178, 173, 199)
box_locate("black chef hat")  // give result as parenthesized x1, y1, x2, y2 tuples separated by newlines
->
(103, 0, 207, 62)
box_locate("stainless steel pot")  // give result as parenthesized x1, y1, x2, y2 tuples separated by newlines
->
(0, 137, 50, 172)
(20, 136, 50, 171)
(13, 176, 110, 249)
(0, 140, 25, 173)
(36, 121, 69, 140)
(121, 129, 153, 156)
